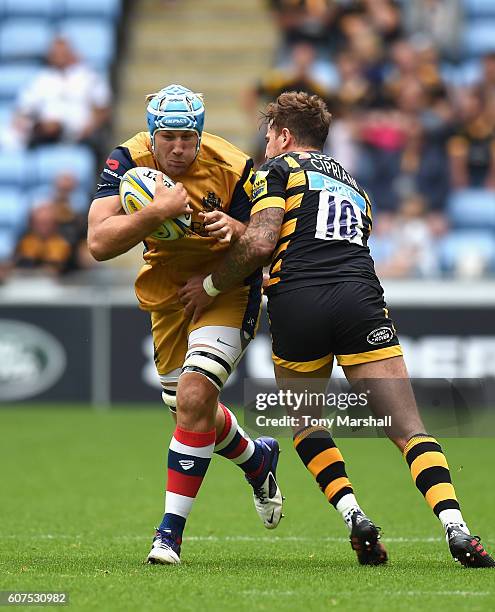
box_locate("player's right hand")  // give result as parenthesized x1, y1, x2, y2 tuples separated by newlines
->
(153, 172, 192, 219)
(200, 210, 246, 243)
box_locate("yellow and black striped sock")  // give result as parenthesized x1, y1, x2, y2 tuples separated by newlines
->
(294, 426, 353, 507)
(403, 434, 460, 517)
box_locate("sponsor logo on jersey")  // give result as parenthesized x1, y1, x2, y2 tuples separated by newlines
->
(103, 168, 120, 179)
(202, 191, 222, 211)
(106, 158, 120, 170)
(252, 171, 268, 200)
(307, 172, 366, 212)
(367, 326, 394, 346)
(179, 459, 195, 471)
(0, 320, 67, 401)
(97, 182, 116, 190)
(309, 154, 360, 191)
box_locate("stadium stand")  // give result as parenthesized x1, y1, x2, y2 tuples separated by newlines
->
(2, 0, 59, 18)
(447, 189, 495, 229)
(464, 0, 495, 17)
(463, 20, 495, 57)
(58, 19, 116, 70)
(1, 0, 495, 280)
(0, 0, 122, 276)
(0, 150, 26, 187)
(439, 229, 495, 275)
(252, 0, 495, 278)
(0, 19, 54, 60)
(61, 0, 122, 19)
(33, 145, 95, 193)
(0, 62, 41, 102)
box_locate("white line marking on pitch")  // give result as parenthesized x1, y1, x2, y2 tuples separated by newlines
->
(0, 534, 451, 543)
(2, 534, 494, 548)
(241, 590, 490, 598)
(240, 590, 296, 597)
(386, 591, 490, 597)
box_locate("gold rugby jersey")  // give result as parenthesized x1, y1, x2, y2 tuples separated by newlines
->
(251, 151, 380, 296)
(94, 131, 258, 311)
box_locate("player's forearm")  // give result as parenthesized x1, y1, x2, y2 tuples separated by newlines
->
(88, 206, 164, 261)
(211, 208, 283, 291)
(231, 219, 248, 241)
(211, 229, 272, 291)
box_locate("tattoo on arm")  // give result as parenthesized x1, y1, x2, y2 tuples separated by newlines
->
(212, 207, 285, 292)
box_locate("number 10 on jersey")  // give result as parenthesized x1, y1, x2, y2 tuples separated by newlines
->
(315, 190, 365, 246)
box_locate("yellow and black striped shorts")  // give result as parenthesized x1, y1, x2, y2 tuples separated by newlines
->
(268, 281, 402, 372)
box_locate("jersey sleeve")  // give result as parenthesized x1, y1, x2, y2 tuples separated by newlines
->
(93, 146, 135, 200)
(250, 159, 288, 216)
(225, 158, 255, 223)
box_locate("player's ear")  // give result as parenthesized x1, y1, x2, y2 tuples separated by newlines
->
(281, 128, 291, 147)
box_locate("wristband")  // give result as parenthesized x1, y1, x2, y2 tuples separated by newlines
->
(203, 274, 221, 297)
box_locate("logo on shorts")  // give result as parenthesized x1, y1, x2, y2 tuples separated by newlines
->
(179, 460, 195, 471)
(366, 326, 394, 346)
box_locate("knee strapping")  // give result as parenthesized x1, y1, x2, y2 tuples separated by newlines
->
(181, 345, 234, 390)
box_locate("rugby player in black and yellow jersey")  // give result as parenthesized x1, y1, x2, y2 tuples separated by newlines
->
(181, 91, 494, 568)
(88, 85, 284, 565)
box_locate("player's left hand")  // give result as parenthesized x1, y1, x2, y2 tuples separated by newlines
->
(200, 211, 246, 244)
(178, 275, 215, 323)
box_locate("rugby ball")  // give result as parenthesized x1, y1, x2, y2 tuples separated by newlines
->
(119, 166, 191, 240)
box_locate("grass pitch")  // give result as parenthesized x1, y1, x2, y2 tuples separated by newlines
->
(1, 407, 494, 611)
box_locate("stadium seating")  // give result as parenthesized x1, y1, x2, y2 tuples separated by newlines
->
(441, 59, 482, 88)
(439, 230, 495, 274)
(368, 235, 394, 265)
(447, 189, 495, 230)
(464, 0, 495, 18)
(62, 0, 122, 19)
(32, 145, 95, 192)
(3, 0, 59, 18)
(463, 20, 495, 57)
(0, 62, 40, 101)
(0, 18, 54, 61)
(0, 150, 27, 187)
(0, 0, 122, 265)
(0, 227, 16, 262)
(27, 184, 89, 213)
(0, 103, 12, 129)
(58, 19, 116, 69)
(0, 187, 29, 232)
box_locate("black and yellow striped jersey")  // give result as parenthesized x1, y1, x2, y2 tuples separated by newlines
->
(250, 150, 380, 296)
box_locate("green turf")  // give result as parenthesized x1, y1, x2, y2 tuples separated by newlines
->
(1, 407, 494, 611)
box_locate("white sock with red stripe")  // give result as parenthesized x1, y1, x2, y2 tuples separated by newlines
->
(159, 426, 216, 539)
(214, 403, 264, 479)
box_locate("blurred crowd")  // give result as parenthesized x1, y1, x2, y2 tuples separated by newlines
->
(0, 1, 119, 284)
(247, 0, 495, 278)
(2, 0, 495, 283)
(0, 36, 109, 283)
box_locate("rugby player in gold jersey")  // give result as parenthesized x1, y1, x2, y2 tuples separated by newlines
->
(88, 84, 283, 565)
